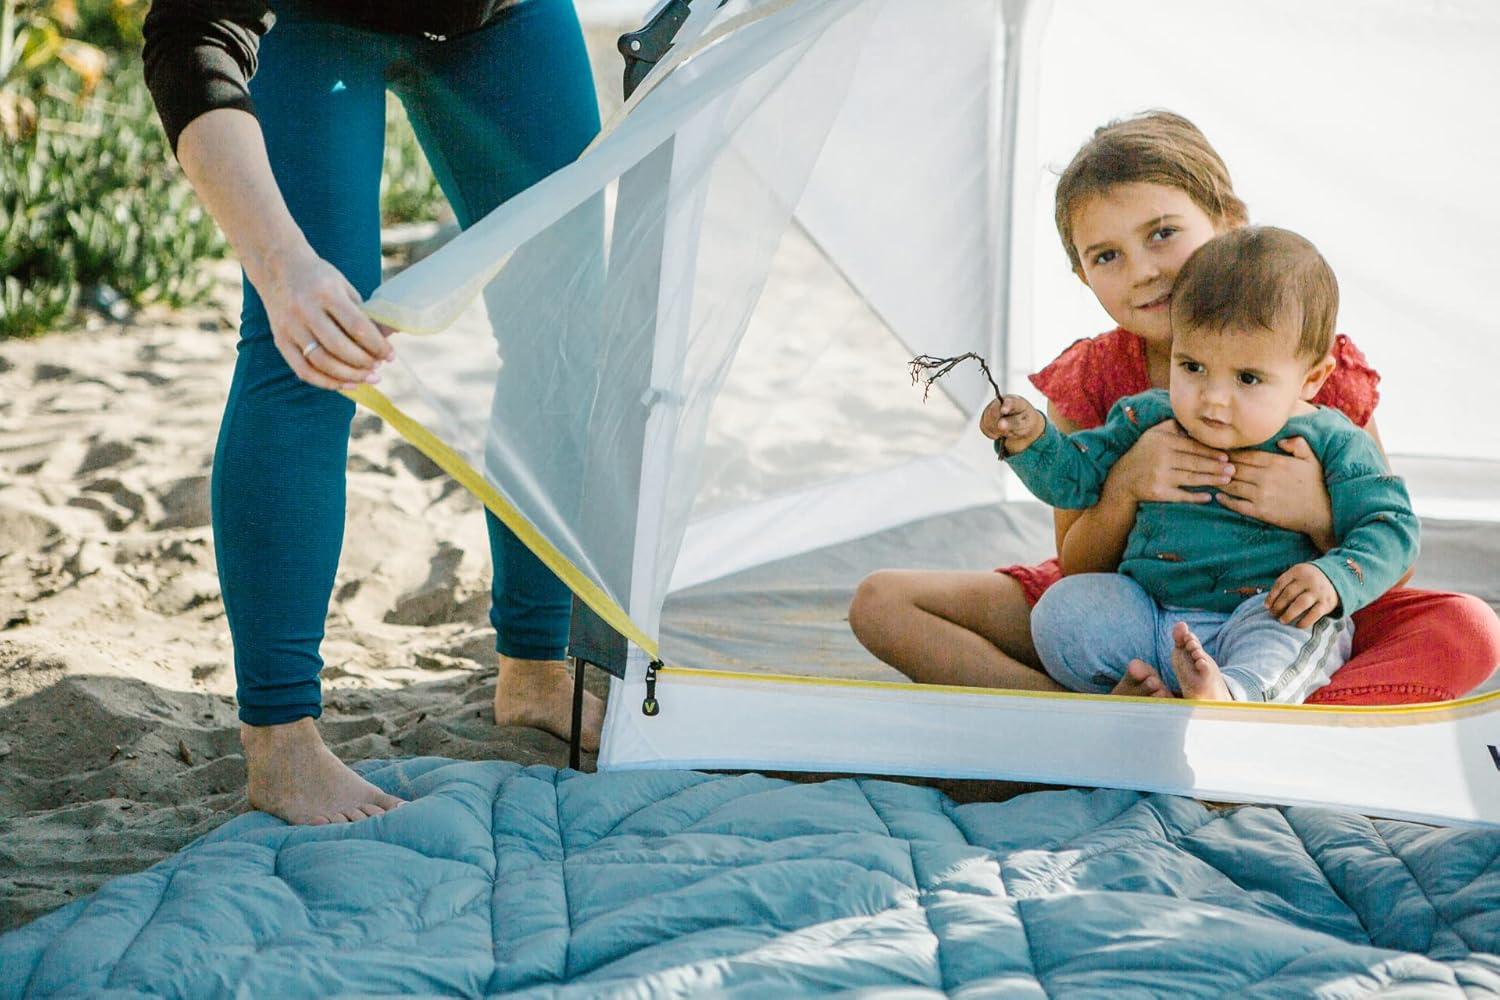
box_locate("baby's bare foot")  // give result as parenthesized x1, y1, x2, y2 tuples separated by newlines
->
(1171, 622, 1233, 701)
(242, 718, 405, 825)
(1110, 659, 1173, 698)
(495, 656, 605, 752)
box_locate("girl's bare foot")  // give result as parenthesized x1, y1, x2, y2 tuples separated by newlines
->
(495, 656, 604, 752)
(242, 718, 405, 825)
(1110, 659, 1174, 698)
(1171, 622, 1233, 701)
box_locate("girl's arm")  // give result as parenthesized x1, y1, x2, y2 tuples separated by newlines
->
(1049, 406, 1128, 571)
(1053, 405, 1233, 574)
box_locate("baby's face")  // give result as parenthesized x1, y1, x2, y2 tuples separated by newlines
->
(1168, 325, 1321, 449)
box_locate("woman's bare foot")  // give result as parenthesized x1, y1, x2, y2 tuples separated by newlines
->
(495, 656, 604, 752)
(241, 717, 405, 825)
(1110, 659, 1174, 698)
(1171, 622, 1233, 701)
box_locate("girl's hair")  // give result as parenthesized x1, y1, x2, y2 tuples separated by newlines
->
(1054, 110, 1249, 274)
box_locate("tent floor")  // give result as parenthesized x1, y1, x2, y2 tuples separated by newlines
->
(661, 500, 1500, 694)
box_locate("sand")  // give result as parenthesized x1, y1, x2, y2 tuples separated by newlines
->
(0, 256, 623, 930)
(0, 13, 674, 935)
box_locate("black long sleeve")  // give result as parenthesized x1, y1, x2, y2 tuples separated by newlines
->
(141, 1, 515, 154)
(141, 0, 274, 154)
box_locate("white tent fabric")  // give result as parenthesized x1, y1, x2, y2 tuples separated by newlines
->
(359, 0, 1500, 826)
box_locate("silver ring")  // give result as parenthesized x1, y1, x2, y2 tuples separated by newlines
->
(301, 340, 322, 359)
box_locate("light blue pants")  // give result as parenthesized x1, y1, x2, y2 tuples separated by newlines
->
(215, 0, 600, 724)
(1031, 574, 1353, 702)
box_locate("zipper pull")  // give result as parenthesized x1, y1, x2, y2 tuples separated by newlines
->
(642, 660, 662, 717)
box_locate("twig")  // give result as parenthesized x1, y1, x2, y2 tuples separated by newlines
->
(908, 352, 1002, 403)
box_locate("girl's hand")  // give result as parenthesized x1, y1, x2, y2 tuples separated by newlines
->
(262, 248, 395, 391)
(1101, 419, 1232, 505)
(1266, 562, 1339, 627)
(1215, 437, 1335, 549)
(980, 395, 1045, 453)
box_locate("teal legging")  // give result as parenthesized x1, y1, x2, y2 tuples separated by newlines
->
(214, 0, 600, 725)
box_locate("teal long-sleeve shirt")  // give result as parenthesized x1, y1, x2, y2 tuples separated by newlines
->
(1006, 389, 1420, 616)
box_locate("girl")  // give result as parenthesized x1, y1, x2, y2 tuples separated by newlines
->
(848, 110, 1499, 704)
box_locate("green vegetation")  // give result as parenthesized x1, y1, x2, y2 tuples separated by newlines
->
(382, 96, 447, 228)
(0, 0, 448, 340)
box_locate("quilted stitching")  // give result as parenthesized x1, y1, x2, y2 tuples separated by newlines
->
(3, 762, 1499, 999)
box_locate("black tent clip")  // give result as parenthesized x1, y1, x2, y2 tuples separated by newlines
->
(618, 0, 726, 99)
(642, 660, 662, 717)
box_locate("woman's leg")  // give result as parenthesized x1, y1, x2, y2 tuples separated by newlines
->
(394, 0, 605, 743)
(1309, 588, 1500, 704)
(848, 569, 1060, 689)
(215, 16, 403, 821)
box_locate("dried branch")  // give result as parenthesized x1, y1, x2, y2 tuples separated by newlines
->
(908, 352, 1002, 403)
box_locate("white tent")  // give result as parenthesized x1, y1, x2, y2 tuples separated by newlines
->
(358, 0, 1500, 826)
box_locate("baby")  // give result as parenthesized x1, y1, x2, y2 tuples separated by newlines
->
(985, 226, 1420, 702)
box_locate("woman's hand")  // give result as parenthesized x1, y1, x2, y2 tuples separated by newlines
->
(174, 109, 394, 391)
(259, 247, 394, 391)
(1100, 419, 1233, 505)
(1215, 437, 1336, 550)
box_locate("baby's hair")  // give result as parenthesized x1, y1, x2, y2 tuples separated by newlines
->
(1054, 110, 1248, 274)
(1170, 226, 1338, 360)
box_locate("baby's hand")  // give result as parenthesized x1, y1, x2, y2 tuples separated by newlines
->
(980, 395, 1044, 454)
(1265, 563, 1339, 628)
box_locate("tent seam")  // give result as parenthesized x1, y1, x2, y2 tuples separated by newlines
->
(1374, 824, 1478, 956)
(1020, 796, 1193, 894)
(1013, 897, 1051, 1000)
(1279, 809, 1374, 945)
(588, 773, 718, 844)
(987, 848, 1050, 999)
(857, 781, 951, 994)
(487, 767, 513, 994)
(16, 903, 86, 1000)
(96, 857, 185, 992)
(1206, 949, 1342, 999)
(906, 839, 949, 996)
(554, 768, 575, 985)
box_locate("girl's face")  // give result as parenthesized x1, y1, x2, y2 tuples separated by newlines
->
(1070, 182, 1226, 346)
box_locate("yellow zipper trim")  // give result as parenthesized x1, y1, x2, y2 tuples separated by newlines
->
(343, 384, 659, 659)
(657, 665, 1500, 717)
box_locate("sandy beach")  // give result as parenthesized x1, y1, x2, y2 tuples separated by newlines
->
(0, 14, 668, 935)
(0, 252, 630, 929)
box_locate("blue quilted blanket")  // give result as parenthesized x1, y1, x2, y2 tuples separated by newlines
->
(4, 759, 1499, 997)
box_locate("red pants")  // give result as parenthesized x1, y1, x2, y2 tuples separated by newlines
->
(1309, 587, 1500, 704)
(1003, 559, 1499, 704)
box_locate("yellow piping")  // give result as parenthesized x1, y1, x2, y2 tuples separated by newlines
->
(342, 384, 659, 659)
(658, 665, 1500, 718)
